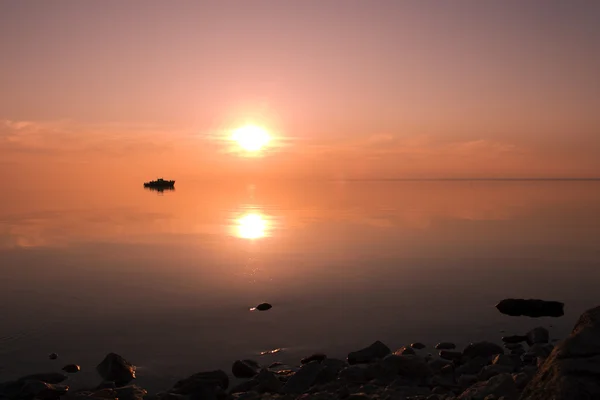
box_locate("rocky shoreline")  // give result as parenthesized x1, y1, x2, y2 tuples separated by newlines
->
(2, 304, 599, 400)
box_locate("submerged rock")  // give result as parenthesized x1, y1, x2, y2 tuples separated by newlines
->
(232, 360, 260, 378)
(62, 364, 81, 374)
(96, 353, 136, 385)
(495, 298, 564, 318)
(347, 341, 391, 364)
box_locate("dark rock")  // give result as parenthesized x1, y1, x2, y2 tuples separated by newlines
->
(501, 335, 527, 344)
(96, 353, 136, 385)
(510, 347, 526, 356)
(491, 354, 518, 368)
(458, 373, 518, 400)
(439, 350, 462, 361)
(171, 370, 229, 395)
(338, 366, 367, 384)
(229, 380, 258, 395)
(48, 353, 58, 360)
(393, 346, 416, 356)
(315, 359, 347, 385)
(462, 342, 504, 359)
(458, 374, 478, 388)
(411, 343, 426, 350)
(114, 385, 147, 400)
(503, 343, 523, 351)
(268, 362, 284, 369)
(456, 357, 488, 376)
(435, 342, 456, 350)
(283, 361, 324, 394)
(512, 372, 531, 390)
(520, 305, 600, 399)
(301, 353, 327, 364)
(21, 381, 69, 400)
(62, 364, 81, 374)
(380, 354, 433, 379)
(428, 358, 453, 373)
(96, 381, 117, 390)
(347, 341, 391, 365)
(232, 360, 260, 378)
(495, 298, 564, 318)
(17, 373, 68, 384)
(526, 343, 553, 359)
(525, 327, 549, 346)
(254, 369, 282, 393)
(479, 364, 514, 380)
(254, 303, 272, 311)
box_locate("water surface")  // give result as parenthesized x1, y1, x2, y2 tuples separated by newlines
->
(1, 180, 599, 391)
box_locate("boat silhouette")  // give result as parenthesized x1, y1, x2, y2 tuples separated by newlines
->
(143, 178, 175, 190)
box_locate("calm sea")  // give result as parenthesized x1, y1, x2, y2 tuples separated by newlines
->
(1, 180, 599, 391)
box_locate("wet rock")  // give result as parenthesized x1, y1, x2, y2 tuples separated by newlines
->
(380, 354, 433, 379)
(457, 373, 518, 400)
(96, 353, 136, 385)
(501, 335, 527, 344)
(428, 358, 453, 373)
(525, 343, 553, 359)
(441, 364, 454, 375)
(495, 298, 564, 318)
(456, 357, 488, 376)
(411, 343, 426, 350)
(347, 341, 391, 365)
(479, 364, 514, 381)
(232, 360, 261, 378)
(435, 342, 456, 350)
(268, 362, 283, 369)
(338, 366, 367, 384)
(171, 370, 229, 395)
(96, 381, 117, 390)
(520, 305, 600, 399)
(283, 361, 324, 394)
(62, 364, 81, 374)
(462, 342, 504, 359)
(315, 358, 348, 385)
(393, 346, 416, 356)
(253, 303, 272, 311)
(21, 381, 69, 400)
(491, 354, 517, 368)
(502, 343, 523, 351)
(114, 385, 147, 400)
(17, 373, 68, 384)
(525, 327, 549, 346)
(301, 353, 327, 364)
(254, 369, 283, 393)
(458, 374, 478, 388)
(229, 380, 258, 395)
(511, 372, 530, 390)
(439, 350, 462, 361)
(48, 353, 58, 360)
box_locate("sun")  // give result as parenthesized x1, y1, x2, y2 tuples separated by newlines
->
(236, 213, 267, 239)
(232, 125, 271, 152)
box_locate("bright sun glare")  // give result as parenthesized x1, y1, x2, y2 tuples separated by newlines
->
(236, 213, 267, 239)
(232, 125, 271, 152)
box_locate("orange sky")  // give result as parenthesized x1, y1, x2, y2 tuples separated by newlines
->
(1, 1, 599, 182)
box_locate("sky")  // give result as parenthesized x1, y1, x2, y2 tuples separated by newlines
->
(1, 0, 600, 182)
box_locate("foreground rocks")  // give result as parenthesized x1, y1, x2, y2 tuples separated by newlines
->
(5, 305, 600, 400)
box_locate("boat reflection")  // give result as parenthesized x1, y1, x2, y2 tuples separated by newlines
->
(232, 210, 272, 239)
(144, 186, 175, 194)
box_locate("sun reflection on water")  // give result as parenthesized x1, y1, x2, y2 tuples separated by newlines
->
(235, 211, 269, 239)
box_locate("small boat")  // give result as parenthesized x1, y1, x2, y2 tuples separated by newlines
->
(143, 178, 175, 189)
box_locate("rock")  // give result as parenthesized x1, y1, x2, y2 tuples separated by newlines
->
(268, 362, 284, 369)
(441, 364, 454, 374)
(491, 355, 517, 368)
(114, 385, 147, 400)
(62, 364, 81, 373)
(411, 343, 426, 350)
(48, 353, 58, 360)
(232, 360, 261, 378)
(347, 341, 391, 365)
(495, 299, 564, 318)
(338, 365, 367, 384)
(456, 357, 488, 376)
(479, 364, 514, 381)
(171, 370, 229, 395)
(253, 303, 272, 311)
(254, 369, 283, 393)
(96, 353, 136, 385)
(525, 327, 549, 346)
(428, 358, 453, 373)
(501, 336, 527, 344)
(503, 343, 523, 351)
(462, 342, 504, 359)
(283, 361, 324, 394)
(229, 379, 258, 394)
(520, 305, 600, 399)
(315, 358, 348, 385)
(436, 342, 456, 350)
(17, 373, 68, 384)
(511, 372, 530, 390)
(439, 350, 462, 361)
(301, 353, 327, 364)
(380, 354, 433, 379)
(457, 373, 518, 400)
(458, 374, 478, 388)
(21, 381, 69, 400)
(393, 346, 416, 356)
(525, 343, 553, 359)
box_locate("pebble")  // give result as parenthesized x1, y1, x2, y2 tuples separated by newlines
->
(62, 364, 81, 373)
